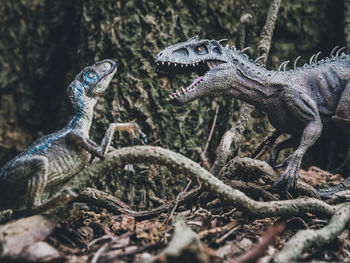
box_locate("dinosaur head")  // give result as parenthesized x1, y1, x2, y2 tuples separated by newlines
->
(67, 59, 117, 102)
(155, 36, 233, 105)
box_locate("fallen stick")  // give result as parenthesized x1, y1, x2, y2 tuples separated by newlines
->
(273, 203, 350, 262)
(78, 185, 200, 220)
(77, 146, 341, 219)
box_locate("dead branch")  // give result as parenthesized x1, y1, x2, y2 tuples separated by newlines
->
(258, 0, 282, 63)
(251, 129, 281, 159)
(198, 220, 239, 240)
(211, 0, 282, 176)
(326, 190, 350, 205)
(78, 146, 340, 218)
(233, 223, 284, 263)
(211, 103, 254, 176)
(274, 203, 350, 262)
(78, 185, 200, 220)
(147, 215, 212, 263)
(219, 157, 319, 198)
(199, 105, 219, 170)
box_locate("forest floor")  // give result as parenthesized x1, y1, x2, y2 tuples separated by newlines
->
(0, 163, 349, 263)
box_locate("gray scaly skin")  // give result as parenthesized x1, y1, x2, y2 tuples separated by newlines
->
(0, 59, 147, 211)
(155, 36, 350, 198)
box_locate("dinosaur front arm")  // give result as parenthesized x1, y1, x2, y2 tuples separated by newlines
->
(100, 122, 148, 156)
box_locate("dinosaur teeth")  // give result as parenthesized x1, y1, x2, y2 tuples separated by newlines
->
(176, 90, 181, 96)
(182, 87, 186, 93)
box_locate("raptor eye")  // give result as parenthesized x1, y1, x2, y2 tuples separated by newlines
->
(84, 71, 98, 83)
(195, 45, 207, 54)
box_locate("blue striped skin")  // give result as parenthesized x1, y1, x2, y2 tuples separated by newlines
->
(0, 59, 117, 211)
(27, 71, 97, 155)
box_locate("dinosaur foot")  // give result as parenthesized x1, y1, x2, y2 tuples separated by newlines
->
(272, 155, 293, 170)
(270, 166, 299, 193)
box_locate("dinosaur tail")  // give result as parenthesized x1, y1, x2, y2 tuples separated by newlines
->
(317, 177, 350, 199)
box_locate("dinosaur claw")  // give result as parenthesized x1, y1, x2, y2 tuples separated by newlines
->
(133, 137, 140, 145)
(140, 133, 148, 144)
(273, 155, 293, 170)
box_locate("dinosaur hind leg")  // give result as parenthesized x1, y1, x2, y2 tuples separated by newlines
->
(2, 156, 49, 211)
(333, 82, 350, 128)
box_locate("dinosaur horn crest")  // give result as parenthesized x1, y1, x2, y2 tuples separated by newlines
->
(188, 35, 199, 42)
(218, 39, 228, 45)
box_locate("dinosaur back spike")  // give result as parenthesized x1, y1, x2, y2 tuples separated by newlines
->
(254, 55, 265, 63)
(293, 56, 301, 69)
(241, 46, 251, 53)
(188, 36, 198, 42)
(278, 61, 289, 71)
(330, 45, 339, 57)
(309, 54, 316, 64)
(336, 47, 345, 56)
(282, 60, 290, 71)
(218, 39, 228, 45)
(314, 51, 321, 62)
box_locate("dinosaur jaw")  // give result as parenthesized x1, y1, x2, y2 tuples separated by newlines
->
(156, 59, 226, 105)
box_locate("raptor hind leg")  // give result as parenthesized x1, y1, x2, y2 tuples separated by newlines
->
(4, 156, 49, 211)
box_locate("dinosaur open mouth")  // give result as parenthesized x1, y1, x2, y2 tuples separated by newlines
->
(156, 60, 226, 100)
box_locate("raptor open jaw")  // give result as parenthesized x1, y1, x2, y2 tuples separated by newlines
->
(156, 59, 225, 100)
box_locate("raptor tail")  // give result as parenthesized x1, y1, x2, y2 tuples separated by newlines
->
(317, 177, 350, 199)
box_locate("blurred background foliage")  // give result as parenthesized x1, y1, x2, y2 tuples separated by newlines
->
(0, 0, 344, 207)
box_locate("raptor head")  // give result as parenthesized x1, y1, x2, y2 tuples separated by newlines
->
(155, 36, 233, 105)
(67, 59, 117, 105)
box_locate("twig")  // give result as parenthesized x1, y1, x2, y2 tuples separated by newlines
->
(215, 225, 241, 244)
(167, 179, 193, 224)
(218, 157, 319, 198)
(78, 185, 201, 220)
(251, 129, 281, 159)
(211, 103, 254, 176)
(90, 243, 109, 263)
(258, 0, 282, 64)
(211, 0, 282, 176)
(146, 215, 212, 263)
(232, 223, 285, 263)
(199, 105, 219, 170)
(274, 203, 350, 263)
(77, 146, 340, 219)
(198, 220, 239, 239)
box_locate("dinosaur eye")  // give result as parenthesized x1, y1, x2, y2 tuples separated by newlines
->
(83, 71, 98, 83)
(195, 45, 207, 54)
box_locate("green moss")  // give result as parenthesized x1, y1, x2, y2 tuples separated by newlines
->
(0, 0, 344, 206)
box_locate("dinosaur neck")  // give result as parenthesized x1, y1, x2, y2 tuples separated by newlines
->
(227, 50, 274, 108)
(67, 84, 97, 135)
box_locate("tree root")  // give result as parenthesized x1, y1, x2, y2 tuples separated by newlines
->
(78, 185, 200, 220)
(273, 203, 350, 262)
(219, 157, 319, 198)
(210, 102, 254, 176)
(78, 146, 339, 218)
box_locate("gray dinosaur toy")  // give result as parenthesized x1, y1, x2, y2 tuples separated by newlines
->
(155, 36, 350, 198)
